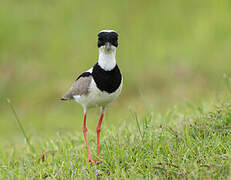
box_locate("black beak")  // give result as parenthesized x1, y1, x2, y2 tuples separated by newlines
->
(105, 42, 111, 51)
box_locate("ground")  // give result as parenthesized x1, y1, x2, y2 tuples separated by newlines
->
(1, 98, 231, 179)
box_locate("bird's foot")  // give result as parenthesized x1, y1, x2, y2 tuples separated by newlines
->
(88, 158, 103, 166)
(88, 158, 96, 165)
(95, 161, 103, 165)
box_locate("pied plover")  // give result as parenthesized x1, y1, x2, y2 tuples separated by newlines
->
(61, 30, 122, 165)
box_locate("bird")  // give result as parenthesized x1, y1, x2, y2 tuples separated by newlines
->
(61, 30, 122, 165)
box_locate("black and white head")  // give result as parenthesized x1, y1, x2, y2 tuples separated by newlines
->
(97, 30, 118, 53)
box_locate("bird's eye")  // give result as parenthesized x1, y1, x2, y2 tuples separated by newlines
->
(98, 37, 104, 42)
(111, 38, 117, 44)
(112, 37, 117, 42)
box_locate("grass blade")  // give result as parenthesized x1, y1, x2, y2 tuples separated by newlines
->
(7, 98, 35, 153)
(130, 110, 143, 141)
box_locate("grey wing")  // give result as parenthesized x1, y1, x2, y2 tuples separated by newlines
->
(61, 76, 92, 100)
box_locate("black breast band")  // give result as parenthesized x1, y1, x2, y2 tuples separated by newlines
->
(92, 63, 122, 93)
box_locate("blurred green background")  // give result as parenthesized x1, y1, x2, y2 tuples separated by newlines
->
(0, 0, 231, 144)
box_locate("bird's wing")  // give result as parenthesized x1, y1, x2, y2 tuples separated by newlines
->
(61, 72, 92, 100)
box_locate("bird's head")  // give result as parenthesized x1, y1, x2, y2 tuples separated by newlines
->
(97, 30, 118, 53)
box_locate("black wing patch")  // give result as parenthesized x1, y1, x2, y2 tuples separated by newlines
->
(76, 72, 91, 80)
(61, 71, 92, 100)
(92, 63, 122, 93)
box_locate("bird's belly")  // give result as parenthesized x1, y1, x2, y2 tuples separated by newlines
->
(74, 79, 122, 108)
(88, 92, 117, 107)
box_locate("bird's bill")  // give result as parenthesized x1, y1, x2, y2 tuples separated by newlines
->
(105, 42, 111, 51)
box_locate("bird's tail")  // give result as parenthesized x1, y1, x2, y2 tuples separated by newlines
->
(61, 87, 74, 101)
(61, 97, 69, 101)
(61, 95, 73, 101)
(60, 92, 73, 101)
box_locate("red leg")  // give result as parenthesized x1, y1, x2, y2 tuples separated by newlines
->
(96, 109, 105, 157)
(82, 113, 96, 165)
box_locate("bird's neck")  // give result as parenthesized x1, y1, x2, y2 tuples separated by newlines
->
(98, 49, 116, 71)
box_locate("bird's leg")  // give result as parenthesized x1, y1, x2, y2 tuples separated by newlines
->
(96, 107, 105, 157)
(83, 113, 96, 165)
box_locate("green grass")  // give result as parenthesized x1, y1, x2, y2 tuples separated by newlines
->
(1, 100, 231, 179)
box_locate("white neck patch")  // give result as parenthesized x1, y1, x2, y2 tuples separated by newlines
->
(98, 47, 116, 71)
